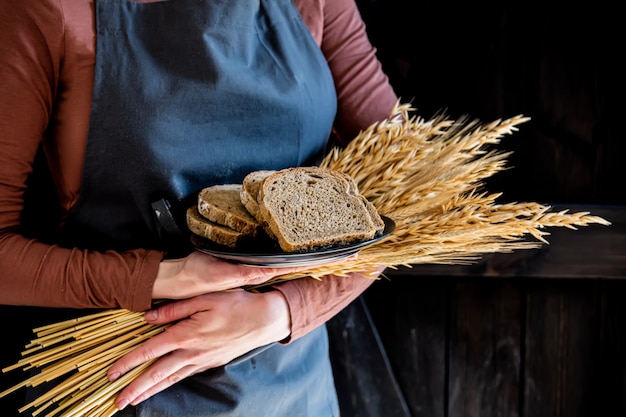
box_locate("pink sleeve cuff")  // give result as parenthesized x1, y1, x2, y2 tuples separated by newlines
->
(273, 272, 377, 342)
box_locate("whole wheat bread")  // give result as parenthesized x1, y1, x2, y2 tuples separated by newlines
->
(198, 184, 261, 237)
(329, 170, 385, 235)
(257, 166, 379, 252)
(186, 206, 250, 248)
(240, 170, 276, 220)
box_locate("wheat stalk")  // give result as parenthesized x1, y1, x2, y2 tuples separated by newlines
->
(1, 103, 610, 416)
(0, 310, 169, 417)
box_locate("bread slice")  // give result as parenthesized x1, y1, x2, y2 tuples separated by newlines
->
(256, 166, 378, 252)
(330, 170, 385, 235)
(198, 184, 261, 237)
(243, 168, 383, 238)
(186, 206, 249, 248)
(240, 170, 276, 220)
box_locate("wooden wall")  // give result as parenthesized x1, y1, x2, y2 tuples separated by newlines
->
(355, 2, 625, 206)
(330, 207, 626, 417)
(329, 4, 626, 417)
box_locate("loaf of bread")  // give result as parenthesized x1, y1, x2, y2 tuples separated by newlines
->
(257, 167, 382, 252)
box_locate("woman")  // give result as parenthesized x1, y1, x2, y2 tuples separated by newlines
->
(0, 0, 398, 415)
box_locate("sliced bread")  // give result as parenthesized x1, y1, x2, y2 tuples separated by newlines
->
(240, 170, 276, 220)
(198, 184, 261, 237)
(330, 170, 385, 235)
(256, 166, 378, 252)
(186, 206, 250, 248)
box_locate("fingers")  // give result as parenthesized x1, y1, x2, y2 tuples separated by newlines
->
(108, 326, 181, 384)
(144, 296, 205, 324)
(146, 291, 246, 325)
(155, 251, 359, 300)
(114, 354, 197, 410)
(109, 290, 288, 410)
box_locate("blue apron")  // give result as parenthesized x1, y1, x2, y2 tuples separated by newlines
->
(59, 0, 340, 415)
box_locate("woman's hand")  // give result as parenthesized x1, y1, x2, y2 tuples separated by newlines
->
(152, 250, 345, 300)
(108, 289, 290, 410)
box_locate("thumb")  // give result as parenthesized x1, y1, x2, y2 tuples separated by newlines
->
(144, 297, 205, 324)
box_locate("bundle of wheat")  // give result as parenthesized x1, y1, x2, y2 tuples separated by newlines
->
(264, 103, 609, 283)
(0, 310, 169, 417)
(0, 103, 610, 417)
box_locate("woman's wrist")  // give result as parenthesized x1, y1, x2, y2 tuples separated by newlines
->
(152, 257, 292, 341)
(259, 290, 292, 343)
(152, 258, 185, 299)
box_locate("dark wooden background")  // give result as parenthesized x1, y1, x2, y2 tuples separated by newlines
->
(2, 3, 625, 417)
(328, 3, 626, 417)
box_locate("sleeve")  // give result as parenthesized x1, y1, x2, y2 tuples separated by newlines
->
(274, 0, 399, 341)
(320, 0, 399, 142)
(274, 272, 378, 341)
(0, 0, 163, 311)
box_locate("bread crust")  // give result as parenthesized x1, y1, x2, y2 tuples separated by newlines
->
(198, 184, 261, 237)
(186, 206, 249, 248)
(241, 170, 277, 239)
(257, 166, 377, 252)
(240, 170, 276, 220)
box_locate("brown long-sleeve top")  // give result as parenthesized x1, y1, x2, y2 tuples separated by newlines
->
(0, 0, 398, 340)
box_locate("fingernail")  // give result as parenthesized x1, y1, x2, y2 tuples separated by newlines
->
(117, 398, 129, 410)
(145, 310, 157, 321)
(109, 372, 120, 381)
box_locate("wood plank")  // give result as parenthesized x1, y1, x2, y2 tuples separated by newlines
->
(594, 280, 626, 415)
(327, 296, 411, 417)
(523, 279, 626, 417)
(368, 275, 626, 417)
(447, 279, 522, 417)
(524, 280, 600, 417)
(364, 277, 448, 417)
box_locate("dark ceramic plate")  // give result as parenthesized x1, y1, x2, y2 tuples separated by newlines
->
(191, 216, 395, 267)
